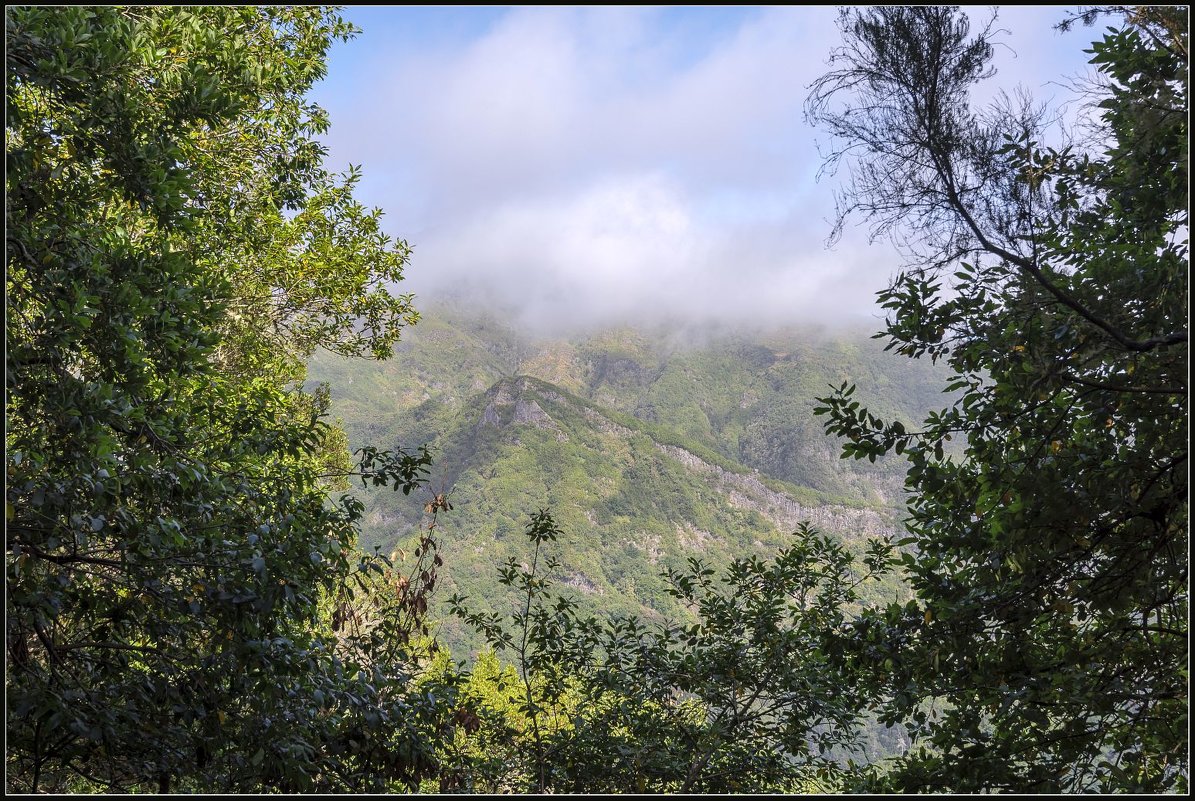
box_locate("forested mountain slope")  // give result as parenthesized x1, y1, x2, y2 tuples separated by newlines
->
(308, 303, 946, 654)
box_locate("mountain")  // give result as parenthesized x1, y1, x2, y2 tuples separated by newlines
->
(307, 302, 947, 656)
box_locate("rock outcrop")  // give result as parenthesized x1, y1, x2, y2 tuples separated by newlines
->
(655, 443, 898, 540)
(478, 378, 568, 442)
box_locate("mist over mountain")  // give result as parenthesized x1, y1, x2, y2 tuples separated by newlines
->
(395, 203, 907, 335)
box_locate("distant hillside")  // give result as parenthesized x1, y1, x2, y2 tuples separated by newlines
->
(307, 302, 948, 656)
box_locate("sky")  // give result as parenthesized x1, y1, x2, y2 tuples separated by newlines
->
(310, 6, 1102, 333)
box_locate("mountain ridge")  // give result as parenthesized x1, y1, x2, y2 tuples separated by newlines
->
(308, 303, 945, 654)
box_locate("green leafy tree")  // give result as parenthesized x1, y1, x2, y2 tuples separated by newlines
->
(418, 648, 532, 793)
(806, 6, 1187, 792)
(6, 6, 438, 792)
(450, 511, 893, 792)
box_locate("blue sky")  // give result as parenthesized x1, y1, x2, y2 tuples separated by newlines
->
(310, 6, 1101, 331)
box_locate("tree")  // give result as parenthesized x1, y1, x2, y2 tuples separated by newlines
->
(449, 511, 893, 793)
(806, 6, 1186, 792)
(6, 6, 438, 792)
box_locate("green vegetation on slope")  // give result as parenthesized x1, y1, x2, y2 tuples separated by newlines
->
(308, 308, 942, 657)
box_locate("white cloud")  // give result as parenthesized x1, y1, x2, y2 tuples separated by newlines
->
(312, 6, 1097, 332)
(407, 172, 899, 332)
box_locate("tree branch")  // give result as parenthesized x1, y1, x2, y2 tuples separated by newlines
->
(934, 148, 1186, 353)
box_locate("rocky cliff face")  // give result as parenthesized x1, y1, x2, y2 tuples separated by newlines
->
(654, 443, 898, 539)
(478, 377, 568, 442)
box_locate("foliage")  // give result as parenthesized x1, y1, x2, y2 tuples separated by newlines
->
(807, 6, 1187, 792)
(16, 3, 1181, 794)
(448, 511, 895, 793)
(6, 5, 435, 792)
(418, 648, 535, 793)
